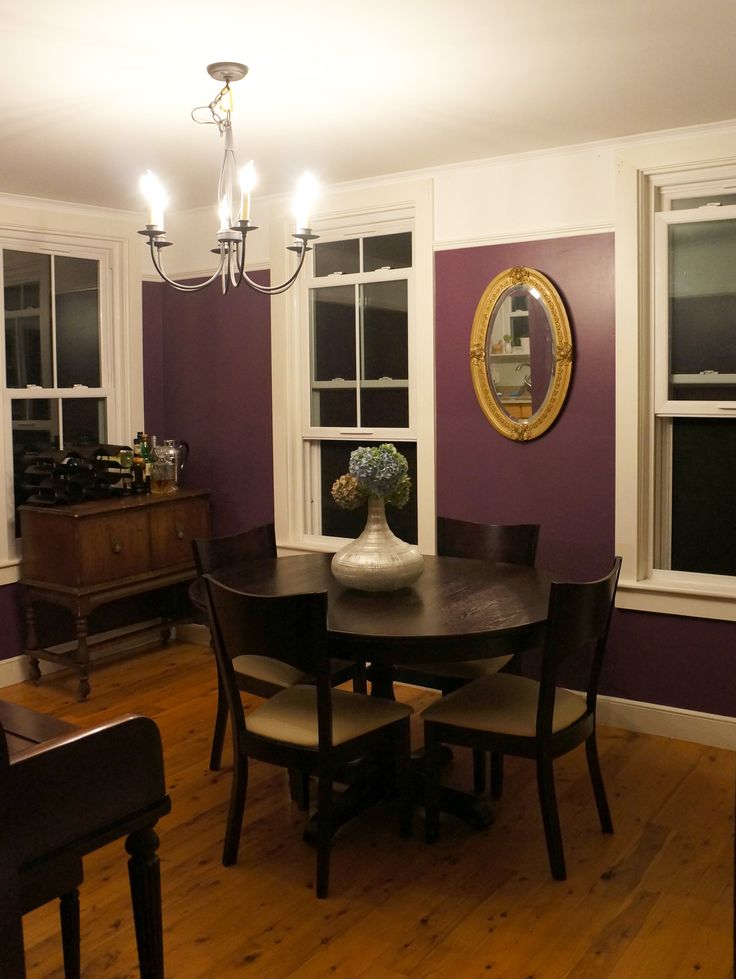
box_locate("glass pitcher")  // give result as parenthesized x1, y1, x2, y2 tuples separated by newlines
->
(151, 439, 188, 494)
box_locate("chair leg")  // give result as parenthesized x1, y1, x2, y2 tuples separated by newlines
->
(125, 826, 164, 979)
(223, 752, 248, 867)
(585, 733, 613, 834)
(59, 889, 80, 979)
(424, 726, 442, 845)
(288, 769, 310, 811)
(209, 667, 228, 772)
(472, 749, 486, 794)
(536, 755, 566, 880)
(352, 662, 368, 695)
(394, 721, 413, 839)
(315, 776, 333, 899)
(490, 752, 504, 800)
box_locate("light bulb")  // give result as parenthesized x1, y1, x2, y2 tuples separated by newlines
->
(292, 172, 319, 234)
(239, 161, 257, 221)
(139, 170, 167, 231)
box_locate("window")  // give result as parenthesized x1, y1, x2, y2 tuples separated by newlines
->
(615, 140, 736, 619)
(0, 228, 137, 573)
(270, 180, 435, 553)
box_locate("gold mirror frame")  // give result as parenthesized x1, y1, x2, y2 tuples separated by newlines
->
(469, 266, 573, 441)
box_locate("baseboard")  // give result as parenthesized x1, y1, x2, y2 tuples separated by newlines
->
(595, 694, 736, 751)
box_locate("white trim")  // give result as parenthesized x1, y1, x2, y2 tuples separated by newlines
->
(595, 694, 736, 751)
(434, 223, 614, 251)
(615, 130, 736, 617)
(270, 178, 436, 555)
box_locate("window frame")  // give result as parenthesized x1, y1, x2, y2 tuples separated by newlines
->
(0, 227, 138, 577)
(269, 179, 435, 555)
(615, 136, 736, 620)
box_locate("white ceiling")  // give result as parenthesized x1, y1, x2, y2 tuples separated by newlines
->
(2, 0, 736, 215)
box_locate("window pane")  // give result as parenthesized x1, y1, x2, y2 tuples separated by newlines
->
(318, 439, 418, 542)
(62, 398, 106, 449)
(55, 256, 101, 387)
(363, 233, 412, 272)
(313, 239, 359, 277)
(671, 194, 736, 210)
(665, 418, 736, 575)
(360, 280, 409, 427)
(4, 251, 52, 388)
(12, 398, 58, 530)
(668, 219, 736, 399)
(311, 285, 356, 426)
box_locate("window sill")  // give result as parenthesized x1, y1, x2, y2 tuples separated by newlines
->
(617, 570, 736, 621)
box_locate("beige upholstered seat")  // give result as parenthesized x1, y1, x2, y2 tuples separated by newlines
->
(422, 673, 586, 738)
(248, 685, 412, 748)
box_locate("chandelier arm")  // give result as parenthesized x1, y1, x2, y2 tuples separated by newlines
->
(149, 240, 227, 293)
(237, 243, 309, 296)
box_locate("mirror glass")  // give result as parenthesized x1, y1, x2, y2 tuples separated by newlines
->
(470, 267, 572, 440)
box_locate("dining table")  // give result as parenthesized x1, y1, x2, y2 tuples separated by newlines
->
(210, 550, 552, 836)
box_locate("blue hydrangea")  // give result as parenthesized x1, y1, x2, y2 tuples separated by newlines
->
(349, 443, 408, 498)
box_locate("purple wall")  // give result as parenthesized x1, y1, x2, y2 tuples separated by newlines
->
(142, 274, 274, 536)
(436, 235, 615, 581)
(435, 234, 736, 718)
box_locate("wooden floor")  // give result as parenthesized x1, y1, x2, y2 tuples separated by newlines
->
(4, 642, 734, 978)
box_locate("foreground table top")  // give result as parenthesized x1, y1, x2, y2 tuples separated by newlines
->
(212, 551, 551, 665)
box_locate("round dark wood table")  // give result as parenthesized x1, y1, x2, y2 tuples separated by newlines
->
(212, 551, 550, 698)
(207, 551, 553, 836)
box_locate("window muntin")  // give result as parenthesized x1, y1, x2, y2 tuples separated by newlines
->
(303, 225, 415, 541)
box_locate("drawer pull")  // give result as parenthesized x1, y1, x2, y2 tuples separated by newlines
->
(111, 537, 123, 554)
(175, 521, 185, 541)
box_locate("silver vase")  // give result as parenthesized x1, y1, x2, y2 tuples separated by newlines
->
(331, 495, 424, 592)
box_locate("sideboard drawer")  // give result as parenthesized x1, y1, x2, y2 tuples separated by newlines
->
(77, 511, 149, 585)
(149, 497, 210, 570)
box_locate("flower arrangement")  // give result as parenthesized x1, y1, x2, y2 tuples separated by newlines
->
(331, 443, 411, 511)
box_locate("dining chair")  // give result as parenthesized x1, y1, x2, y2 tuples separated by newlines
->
(393, 516, 540, 792)
(422, 556, 622, 881)
(190, 523, 364, 774)
(203, 575, 413, 898)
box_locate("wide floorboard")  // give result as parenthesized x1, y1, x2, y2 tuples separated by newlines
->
(3, 642, 733, 978)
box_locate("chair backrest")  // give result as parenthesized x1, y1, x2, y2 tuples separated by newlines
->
(537, 557, 622, 733)
(192, 523, 277, 576)
(437, 516, 539, 566)
(203, 576, 334, 748)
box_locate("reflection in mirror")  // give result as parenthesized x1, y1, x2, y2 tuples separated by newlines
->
(470, 267, 572, 441)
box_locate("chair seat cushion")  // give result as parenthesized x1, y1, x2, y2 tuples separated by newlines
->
(232, 654, 308, 688)
(403, 654, 512, 680)
(422, 673, 586, 738)
(247, 686, 412, 748)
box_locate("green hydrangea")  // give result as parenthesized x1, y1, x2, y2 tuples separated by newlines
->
(332, 443, 412, 510)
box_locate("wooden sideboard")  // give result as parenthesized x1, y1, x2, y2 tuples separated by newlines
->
(19, 489, 210, 700)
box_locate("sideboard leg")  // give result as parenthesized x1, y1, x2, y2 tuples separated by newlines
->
(23, 600, 42, 684)
(75, 617, 91, 702)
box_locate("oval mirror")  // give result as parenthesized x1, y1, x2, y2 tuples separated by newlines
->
(469, 266, 573, 441)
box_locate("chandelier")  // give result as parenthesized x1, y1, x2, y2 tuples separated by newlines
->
(138, 62, 319, 295)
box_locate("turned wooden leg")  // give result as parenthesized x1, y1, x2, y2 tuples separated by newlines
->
(126, 826, 164, 979)
(74, 616, 90, 702)
(59, 889, 81, 979)
(23, 600, 41, 685)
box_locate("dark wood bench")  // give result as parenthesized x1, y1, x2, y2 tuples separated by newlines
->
(1, 700, 171, 978)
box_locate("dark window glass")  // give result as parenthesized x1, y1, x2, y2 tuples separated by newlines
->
(319, 439, 417, 543)
(363, 232, 412, 272)
(55, 257, 100, 387)
(362, 280, 408, 381)
(4, 251, 51, 388)
(314, 239, 359, 277)
(669, 418, 736, 574)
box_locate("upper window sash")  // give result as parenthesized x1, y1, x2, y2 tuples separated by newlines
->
(653, 203, 736, 417)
